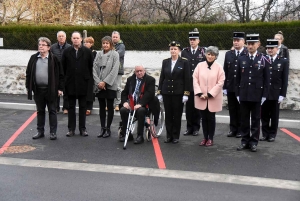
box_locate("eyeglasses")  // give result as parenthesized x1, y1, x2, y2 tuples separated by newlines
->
(38, 44, 49, 47)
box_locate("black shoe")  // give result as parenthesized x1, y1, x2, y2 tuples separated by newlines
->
(227, 131, 236, 137)
(164, 138, 173, 143)
(66, 130, 75, 137)
(103, 128, 111, 138)
(50, 133, 57, 140)
(192, 131, 199, 136)
(183, 130, 193, 136)
(259, 137, 268, 141)
(172, 139, 179, 144)
(32, 132, 44, 139)
(134, 136, 144, 144)
(80, 129, 88, 137)
(250, 145, 257, 152)
(237, 144, 248, 151)
(268, 137, 275, 142)
(235, 133, 242, 138)
(98, 127, 106, 138)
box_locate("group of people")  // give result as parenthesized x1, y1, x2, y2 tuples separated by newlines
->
(26, 29, 289, 152)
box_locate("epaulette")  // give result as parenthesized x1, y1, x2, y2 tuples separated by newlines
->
(182, 47, 189, 51)
(182, 57, 188, 60)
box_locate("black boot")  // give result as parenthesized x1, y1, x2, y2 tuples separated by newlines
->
(103, 127, 111, 138)
(97, 127, 106, 138)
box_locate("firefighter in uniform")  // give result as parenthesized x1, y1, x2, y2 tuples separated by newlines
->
(223, 32, 247, 138)
(157, 41, 190, 144)
(236, 34, 270, 152)
(181, 28, 206, 136)
(260, 39, 289, 142)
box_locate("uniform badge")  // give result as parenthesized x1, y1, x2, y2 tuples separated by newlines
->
(278, 64, 281, 67)
(258, 61, 261, 64)
(242, 61, 246, 64)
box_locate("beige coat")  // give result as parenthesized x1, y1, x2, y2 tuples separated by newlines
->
(193, 61, 225, 112)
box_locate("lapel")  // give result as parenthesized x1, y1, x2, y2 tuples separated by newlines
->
(172, 57, 182, 75)
(76, 47, 84, 59)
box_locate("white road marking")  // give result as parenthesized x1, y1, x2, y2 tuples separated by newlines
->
(0, 157, 299, 191)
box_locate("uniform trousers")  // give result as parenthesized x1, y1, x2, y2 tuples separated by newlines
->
(240, 101, 261, 146)
(185, 91, 201, 132)
(200, 105, 216, 140)
(120, 106, 147, 136)
(227, 92, 241, 134)
(163, 94, 184, 140)
(34, 88, 57, 134)
(68, 95, 87, 132)
(261, 100, 280, 139)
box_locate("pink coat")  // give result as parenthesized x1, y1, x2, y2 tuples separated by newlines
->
(193, 61, 225, 112)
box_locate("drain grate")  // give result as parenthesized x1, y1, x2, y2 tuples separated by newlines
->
(4, 145, 36, 154)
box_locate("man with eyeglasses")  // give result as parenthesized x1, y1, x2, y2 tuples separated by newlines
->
(26, 37, 64, 140)
(260, 39, 289, 142)
(181, 28, 206, 136)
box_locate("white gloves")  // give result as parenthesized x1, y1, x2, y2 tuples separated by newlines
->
(236, 96, 239, 103)
(182, 95, 188, 103)
(278, 96, 284, 103)
(261, 97, 266, 105)
(157, 95, 163, 102)
(223, 89, 227, 95)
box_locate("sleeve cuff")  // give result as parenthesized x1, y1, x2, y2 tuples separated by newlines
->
(208, 93, 213, 98)
(184, 91, 190, 96)
(157, 90, 161, 95)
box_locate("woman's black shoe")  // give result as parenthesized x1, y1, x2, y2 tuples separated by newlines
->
(97, 127, 106, 138)
(103, 128, 111, 138)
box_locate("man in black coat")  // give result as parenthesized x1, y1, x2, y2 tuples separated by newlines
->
(261, 39, 289, 142)
(61, 31, 94, 137)
(223, 32, 248, 138)
(236, 34, 270, 152)
(181, 28, 206, 136)
(119, 65, 157, 144)
(26, 37, 64, 140)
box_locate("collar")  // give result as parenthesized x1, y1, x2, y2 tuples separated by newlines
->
(37, 53, 49, 58)
(249, 51, 258, 57)
(270, 54, 278, 61)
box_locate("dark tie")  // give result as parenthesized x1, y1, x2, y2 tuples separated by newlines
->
(237, 51, 240, 57)
(134, 79, 142, 104)
(192, 50, 195, 55)
(271, 57, 273, 63)
(250, 55, 254, 61)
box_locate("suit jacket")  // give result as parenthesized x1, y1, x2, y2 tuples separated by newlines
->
(181, 46, 206, 91)
(61, 45, 94, 100)
(267, 56, 289, 100)
(223, 48, 248, 92)
(236, 53, 270, 102)
(193, 61, 225, 112)
(158, 57, 190, 96)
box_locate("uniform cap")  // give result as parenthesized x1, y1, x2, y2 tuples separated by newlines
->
(266, 39, 279, 47)
(246, 34, 259, 42)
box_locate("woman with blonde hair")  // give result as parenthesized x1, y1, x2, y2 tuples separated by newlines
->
(274, 31, 289, 59)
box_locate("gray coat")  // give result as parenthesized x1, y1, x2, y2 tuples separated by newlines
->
(93, 50, 120, 93)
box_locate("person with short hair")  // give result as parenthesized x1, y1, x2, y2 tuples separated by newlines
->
(61, 31, 94, 137)
(112, 31, 125, 112)
(50, 31, 71, 114)
(193, 46, 225, 147)
(26, 37, 64, 140)
(93, 36, 119, 138)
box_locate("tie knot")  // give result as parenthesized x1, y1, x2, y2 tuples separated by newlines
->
(271, 57, 274, 62)
(192, 50, 195, 54)
(250, 55, 254, 60)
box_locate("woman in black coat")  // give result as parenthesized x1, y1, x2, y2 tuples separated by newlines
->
(157, 41, 190, 144)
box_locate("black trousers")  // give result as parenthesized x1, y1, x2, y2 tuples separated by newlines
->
(200, 106, 216, 140)
(185, 91, 201, 132)
(227, 92, 241, 134)
(34, 88, 57, 134)
(98, 97, 114, 129)
(68, 95, 87, 132)
(240, 101, 261, 146)
(261, 100, 280, 139)
(57, 94, 69, 111)
(163, 94, 183, 140)
(120, 106, 147, 136)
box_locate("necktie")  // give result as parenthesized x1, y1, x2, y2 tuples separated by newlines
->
(237, 51, 240, 57)
(192, 50, 195, 55)
(271, 58, 273, 63)
(134, 79, 141, 104)
(250, 55, 254, 61)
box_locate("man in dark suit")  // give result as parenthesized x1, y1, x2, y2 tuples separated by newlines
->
(61, 31, 94, 137)
(181, 28, 206, 136)
(260, 39, 289, 142)
(223, 32, 247, 138)
(119, 65, 156, 144)
(236, 34, 270, 152)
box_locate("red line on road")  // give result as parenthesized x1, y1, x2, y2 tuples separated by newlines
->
(151, 137, 166, 169)
(0, 112, 37, 155)
(280, 128, 300, 142)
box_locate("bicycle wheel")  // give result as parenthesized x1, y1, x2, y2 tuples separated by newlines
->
(150, 105, 165, 138)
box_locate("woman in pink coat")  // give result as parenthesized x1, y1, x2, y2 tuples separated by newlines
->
(193, 46, 225, 146)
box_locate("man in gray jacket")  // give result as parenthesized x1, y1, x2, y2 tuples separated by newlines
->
(112, 31, 125, 111)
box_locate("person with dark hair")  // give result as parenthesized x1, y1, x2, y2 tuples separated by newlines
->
(61, 31, 94, 137)
(157, 41, 190, 144)
(83, 36, 97, 116)
(26, 37, 64, 140)
(50, 30, 71, 114)
(181, 28, 206, 137)
(193, 46, 225, 147)
(274, 31, 289, 60)
(260, 39, 289, 142)
(93, 36, 120, 138)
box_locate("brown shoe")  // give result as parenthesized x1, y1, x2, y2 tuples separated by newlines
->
(115, 106, 119, 111)
(199, 139, 207, 146)
(86, 110, 91, 116)
(63, 109, 68, 114)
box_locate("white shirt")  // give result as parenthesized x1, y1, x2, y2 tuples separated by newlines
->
(171, 59, 177, 72)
